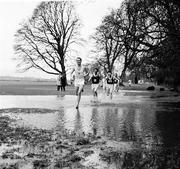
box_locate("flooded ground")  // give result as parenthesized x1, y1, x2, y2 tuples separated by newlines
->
(0, 91, 180, 168)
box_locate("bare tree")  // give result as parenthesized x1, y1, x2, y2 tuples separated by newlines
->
(114, 6, 142, 79)
(106, 0, 169, 81)
(91, 11, 124, 73)
(14, 1, 81, 77)
(93, 6, 142, 79)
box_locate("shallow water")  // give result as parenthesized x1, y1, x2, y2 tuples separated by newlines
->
(1, 92, 180, 168)
(0, 92, 146, 109)
(1, 92, 180, 148)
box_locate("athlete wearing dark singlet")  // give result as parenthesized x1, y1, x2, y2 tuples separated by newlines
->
(106, 72, 114, 99)
(113, 73, 119, 92)
(106, 76, 114, 84)
(90, 68, 101, 101)
(92, 74, 100, 84)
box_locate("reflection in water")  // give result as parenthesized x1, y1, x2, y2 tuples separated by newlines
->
(3, 101, 180, 150)
(91, 108, 98, 136)
(156, 104, 180, 147)
(55, 109, 65, 138)
(1, 94, 180, 169)
(1, 100, 180, 169)
(105, 147, 180, 169)
(74, 109, 83, 136)
(122, 108, 136, 141)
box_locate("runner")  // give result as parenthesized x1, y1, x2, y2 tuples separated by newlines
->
(106, 71, 114, 99)
(89, 68, 101, 102)
(102, 74, 107, 93)
(118, 76, 123, 90)
(71, 57, 89, 109)
(113, 73, 119, 92)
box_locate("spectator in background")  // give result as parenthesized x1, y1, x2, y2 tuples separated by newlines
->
(56, 73, 62, 94)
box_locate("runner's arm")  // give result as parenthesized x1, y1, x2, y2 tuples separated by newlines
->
(88, 75, 92, 81)
(70, 68, 75, 79)
(114, 76, 119, 81)
(83, 67, 90, 77)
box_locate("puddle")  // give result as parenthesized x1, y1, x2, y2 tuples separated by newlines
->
(0, 92, 148, 109)
(0, 92, 180, 168)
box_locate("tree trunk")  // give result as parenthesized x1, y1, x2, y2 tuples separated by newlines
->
(60, 59, 67, 86)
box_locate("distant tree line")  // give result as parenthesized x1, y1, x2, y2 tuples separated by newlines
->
(92, 0, 180, 88)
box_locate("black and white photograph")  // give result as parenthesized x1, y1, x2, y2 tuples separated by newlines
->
(0, 0, 180, 168)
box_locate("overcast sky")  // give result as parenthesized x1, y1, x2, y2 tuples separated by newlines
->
(0, 0, 123, 78)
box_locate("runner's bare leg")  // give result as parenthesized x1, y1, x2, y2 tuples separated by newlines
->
(76, 85, 83, 109)
(75, 86, 79, 95)
(93, 88, 96, 98)
(95, 89, 97, 97)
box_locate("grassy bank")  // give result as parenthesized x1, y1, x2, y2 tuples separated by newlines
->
(0, 80, 179, 97)
(0, 80, 92, 95)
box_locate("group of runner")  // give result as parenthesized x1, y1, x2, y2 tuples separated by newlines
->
(70, 57, 122, 109)
(89, 69, 120, 100)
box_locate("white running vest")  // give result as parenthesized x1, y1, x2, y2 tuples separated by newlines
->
(75, 66, 84, 80)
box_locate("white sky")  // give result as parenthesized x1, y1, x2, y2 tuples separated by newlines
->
(0, 0, 123, 78)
